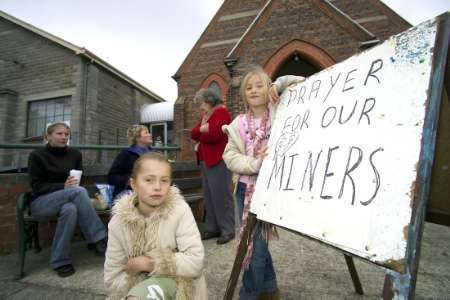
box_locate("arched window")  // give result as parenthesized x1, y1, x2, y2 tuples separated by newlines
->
(208, 81, 221, 98)
(200, 74, 228, 100)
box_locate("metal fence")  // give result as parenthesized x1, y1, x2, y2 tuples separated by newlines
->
(0, 143, 181, 173)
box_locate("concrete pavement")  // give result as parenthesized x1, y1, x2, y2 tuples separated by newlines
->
(0, 222, 449, 299)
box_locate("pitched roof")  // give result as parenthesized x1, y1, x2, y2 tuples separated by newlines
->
(175, 0, 412, 77)
(226, 0, 381, 61)
(0, 10, 165, 102)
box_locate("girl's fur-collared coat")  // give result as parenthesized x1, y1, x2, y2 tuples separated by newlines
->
(104, 186, 207, 299)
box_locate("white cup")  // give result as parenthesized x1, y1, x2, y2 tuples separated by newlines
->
(69, 169, 83, 186)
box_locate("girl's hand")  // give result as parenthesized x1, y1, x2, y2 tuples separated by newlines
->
(256, 145, 269, 160)
(255, 145, 269, 171)
(269, 85, 280, 104)
(200, 123, 209, 133)
(64, 176, 78, 189)
(124, 256, 154, 276)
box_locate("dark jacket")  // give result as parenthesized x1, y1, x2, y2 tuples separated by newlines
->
(28, 144, 82, 200)
(107, 146, 153, 197)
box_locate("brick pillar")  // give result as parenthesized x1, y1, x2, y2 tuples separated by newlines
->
(174, 96, 192, 161)
(0, 89, 19, 169)
(0, 174, 29, 254)
(224, 60, 247, 118)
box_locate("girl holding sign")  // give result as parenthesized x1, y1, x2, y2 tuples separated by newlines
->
(222, 66, 304, 299)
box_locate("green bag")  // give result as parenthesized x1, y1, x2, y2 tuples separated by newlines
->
(127, 276, 177, 300)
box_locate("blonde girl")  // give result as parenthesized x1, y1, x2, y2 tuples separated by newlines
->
(104, 152, 207, 300)
(222, 67, 304, 299)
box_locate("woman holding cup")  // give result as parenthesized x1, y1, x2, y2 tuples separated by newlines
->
(69, 169, 82, 186)
(28, 122, 107, 277)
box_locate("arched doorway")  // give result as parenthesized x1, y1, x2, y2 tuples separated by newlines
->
(274, 53, 319, 78)
(264, 39, 335, 80)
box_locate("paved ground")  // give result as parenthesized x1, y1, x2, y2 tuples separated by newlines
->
(0, 222, 449, 299)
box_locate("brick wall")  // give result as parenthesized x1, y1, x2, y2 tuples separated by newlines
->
(0, 173, 107, 255)
(174, 0, 411, 160)
(0, 174, 29, 254)
(0, 161, 201, 255)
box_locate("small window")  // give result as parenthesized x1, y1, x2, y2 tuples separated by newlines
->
(208, 81, 221, 98)
(27, 96, 71, 137)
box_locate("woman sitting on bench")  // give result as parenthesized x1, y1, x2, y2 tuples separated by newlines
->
(107, 124, 154, 201)
(28, 122, 108, 277)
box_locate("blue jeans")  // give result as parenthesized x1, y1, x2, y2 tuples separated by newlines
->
(236, 182, 277, 299)
(30, 187, 107, 269)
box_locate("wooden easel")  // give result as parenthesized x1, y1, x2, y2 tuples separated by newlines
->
(223, 213, 363, 300)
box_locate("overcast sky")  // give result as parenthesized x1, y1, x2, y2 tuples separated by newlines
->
(0, 1, 449, 102)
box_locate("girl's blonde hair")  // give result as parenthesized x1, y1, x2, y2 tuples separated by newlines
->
(131, 152, 172, 180)
(239, 66, 272, 109)
(127, 125, 148, 145)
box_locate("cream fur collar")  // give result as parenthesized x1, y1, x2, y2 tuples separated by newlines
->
(112, 185, 184, 226)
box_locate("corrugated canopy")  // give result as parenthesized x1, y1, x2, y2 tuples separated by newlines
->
(141, 102, 174, 123)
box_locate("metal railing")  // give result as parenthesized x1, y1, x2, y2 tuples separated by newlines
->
(0, 143, 181, 173)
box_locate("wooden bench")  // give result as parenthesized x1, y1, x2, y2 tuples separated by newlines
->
(15, 177, 203, 279)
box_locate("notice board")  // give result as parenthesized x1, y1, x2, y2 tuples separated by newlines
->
(251, 18, 442, 272)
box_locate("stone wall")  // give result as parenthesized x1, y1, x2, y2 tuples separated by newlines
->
(0, 15, 162, 171)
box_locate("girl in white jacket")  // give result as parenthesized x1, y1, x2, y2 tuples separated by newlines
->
(222, 67, 304, 299)
(104, 152, 207, 300)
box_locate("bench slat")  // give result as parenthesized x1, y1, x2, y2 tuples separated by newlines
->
(172, 177, 202, 190)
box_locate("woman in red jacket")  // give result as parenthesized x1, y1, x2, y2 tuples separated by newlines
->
(191, 89, 235, 245)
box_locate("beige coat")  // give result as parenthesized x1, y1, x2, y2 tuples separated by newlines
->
(104, 186, 207, 300)
(222, 117, 262, 177)
(222, 75, 305, 185)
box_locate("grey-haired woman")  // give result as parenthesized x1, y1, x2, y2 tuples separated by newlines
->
(191, 89, 235, 245)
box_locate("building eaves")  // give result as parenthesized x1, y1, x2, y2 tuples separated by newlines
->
(224, 0, 382, 66)
(0, 10, 165, 102)
(312, 0, 379, 48)
(369, 0, 411, 28)
(225, 0, 273, 63)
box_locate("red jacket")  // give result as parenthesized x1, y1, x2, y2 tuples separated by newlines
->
(191, 106, 231, 168)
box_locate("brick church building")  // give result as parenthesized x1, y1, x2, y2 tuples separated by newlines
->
(172, 0, 411, 161)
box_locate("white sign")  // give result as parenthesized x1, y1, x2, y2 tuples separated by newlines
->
(252, 19, 438, 270)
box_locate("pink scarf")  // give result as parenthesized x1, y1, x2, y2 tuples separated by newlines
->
(238, 107, 279, 270)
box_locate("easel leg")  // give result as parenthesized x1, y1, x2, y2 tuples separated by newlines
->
(344, 254, 364, 295)
(382, 269, 413, 299)
(223, 213, 258, 300)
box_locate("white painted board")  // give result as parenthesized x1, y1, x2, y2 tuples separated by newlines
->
(251, 18, 438, 270)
